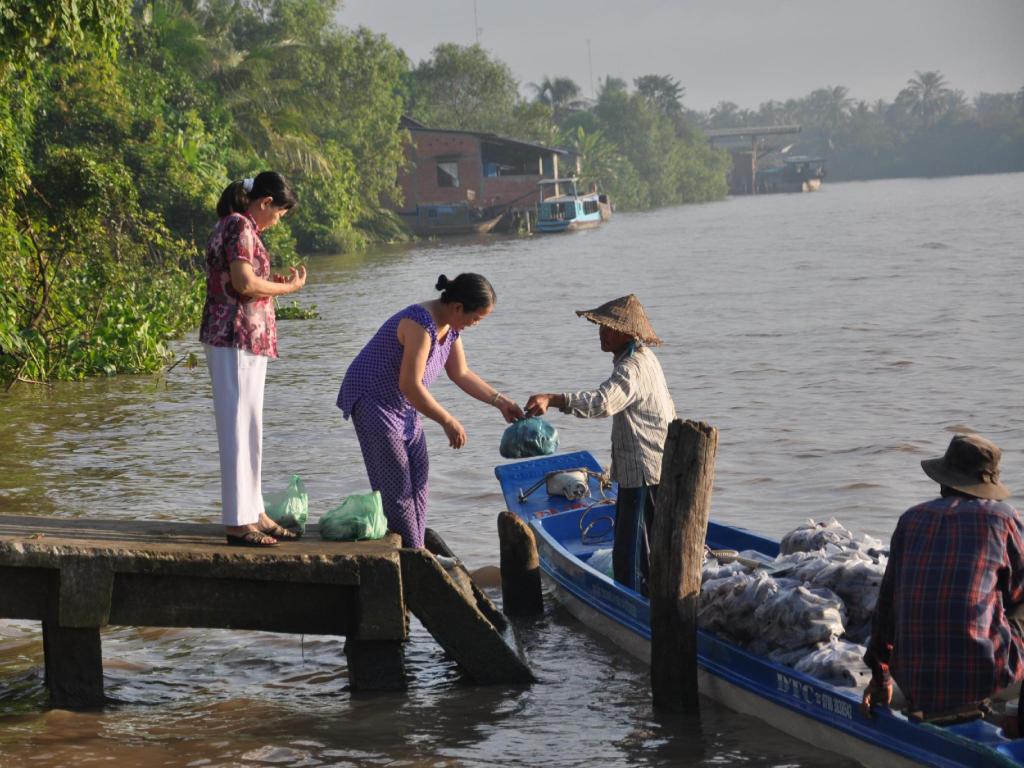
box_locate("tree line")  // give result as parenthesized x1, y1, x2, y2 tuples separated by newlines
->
(697, 72, 1024, 179)
(1, 0, 1021, 386)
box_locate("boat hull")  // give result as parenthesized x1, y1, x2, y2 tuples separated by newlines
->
(399, 210, 504, 237)
(496, 451, 1024, 768)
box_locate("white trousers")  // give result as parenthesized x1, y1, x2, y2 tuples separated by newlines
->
(205, 344, 267, 526)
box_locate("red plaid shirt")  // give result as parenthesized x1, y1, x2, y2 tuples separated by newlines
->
(864, 495, 1024, 713)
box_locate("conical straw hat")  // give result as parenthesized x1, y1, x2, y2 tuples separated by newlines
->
(575, 294, 662, 346)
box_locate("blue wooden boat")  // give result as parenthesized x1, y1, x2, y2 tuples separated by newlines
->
(495, 450, 1024, 768)
(535, 178, 611, 233)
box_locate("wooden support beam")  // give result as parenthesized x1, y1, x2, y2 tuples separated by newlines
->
(59, 556, 114, 627)
(497, 511, 544, 617)
(344, 638, 407, 691)
(649, 419, 718, 711)
(42, 622, 105, 708)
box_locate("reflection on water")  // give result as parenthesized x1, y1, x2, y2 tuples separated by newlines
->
(2, 173, 1023, 765)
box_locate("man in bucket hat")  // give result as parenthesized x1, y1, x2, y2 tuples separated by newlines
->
(863, 433, 1024, 728)
(526, 295, 676, 595)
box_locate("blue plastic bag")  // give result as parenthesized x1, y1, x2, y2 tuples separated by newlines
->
(499, 417, 559, 459)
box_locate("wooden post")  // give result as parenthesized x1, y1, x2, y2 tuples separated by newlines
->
(649, 419, 718, 711)
(750, 137, 758, 195)
(344, 638, 407, 691)
(497, 511, 544, 617)
(42, 622, 105, 708)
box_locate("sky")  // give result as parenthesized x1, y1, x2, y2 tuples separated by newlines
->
(337, 0, 1024, 111)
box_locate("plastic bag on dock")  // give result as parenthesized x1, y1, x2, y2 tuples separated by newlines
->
(499, 417, 559, 459)
(319, 491, 387, 541)
(793, 639, 872, 689)
(263, 474, 308, 534)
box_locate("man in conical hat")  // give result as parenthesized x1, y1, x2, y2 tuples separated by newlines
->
(862, 433, 1024, 728)
(526, 294, 676, 595)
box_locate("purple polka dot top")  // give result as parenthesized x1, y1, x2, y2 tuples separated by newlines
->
(337, 304, 460, 418)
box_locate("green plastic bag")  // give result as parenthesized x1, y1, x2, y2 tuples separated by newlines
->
(263, 475, 308, 534)
(319, 491, 387, 541)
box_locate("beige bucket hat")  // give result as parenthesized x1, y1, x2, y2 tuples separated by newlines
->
(575, 294, 662, 346)
(921, 433, 1010, 501)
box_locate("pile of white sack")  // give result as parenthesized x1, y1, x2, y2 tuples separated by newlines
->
(699, 518, 888, 689)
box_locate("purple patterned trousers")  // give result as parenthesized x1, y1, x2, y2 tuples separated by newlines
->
(351, 399, 430, 548)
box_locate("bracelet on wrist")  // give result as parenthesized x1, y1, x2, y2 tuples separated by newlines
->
(489, 391, 502, 406)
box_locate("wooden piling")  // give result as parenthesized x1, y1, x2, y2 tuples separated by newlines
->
(497, 511, 544, 617)
(649, 419, 718, 711)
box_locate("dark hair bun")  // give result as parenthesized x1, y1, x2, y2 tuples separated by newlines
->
(435, 274, 450, 291)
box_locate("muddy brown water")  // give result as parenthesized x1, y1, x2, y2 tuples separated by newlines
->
(1, 173, 1022, 766)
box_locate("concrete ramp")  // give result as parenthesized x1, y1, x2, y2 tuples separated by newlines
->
(400, 532, 534, 685)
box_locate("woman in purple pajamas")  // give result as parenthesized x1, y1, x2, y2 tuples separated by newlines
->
(337, 273, 523, 548)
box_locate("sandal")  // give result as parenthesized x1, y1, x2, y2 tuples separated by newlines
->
(259, 521, 300, 539)
(226, 529, 278, 547)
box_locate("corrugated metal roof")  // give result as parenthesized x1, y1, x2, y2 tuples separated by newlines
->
(404, 121, 570, 155)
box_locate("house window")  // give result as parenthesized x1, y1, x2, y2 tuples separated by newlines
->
(437, 161, 460, 188)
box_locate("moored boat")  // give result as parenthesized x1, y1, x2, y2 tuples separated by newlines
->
(756, 156, 826, 193)
(495, 450, 1024, 768)
(535, 178, 611, 233)
(399, 203, 505, 237)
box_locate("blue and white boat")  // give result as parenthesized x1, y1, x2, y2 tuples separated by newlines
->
(535, 178, 611, 233)
(495, 450, 1024, 768)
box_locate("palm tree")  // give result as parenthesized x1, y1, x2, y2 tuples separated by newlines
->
(530, 75, 583, 122)
(633, 74, 685, 117)
(708, 100, 741, 128)
(140, 0, 330, 176)
(901, 70, 951, 127)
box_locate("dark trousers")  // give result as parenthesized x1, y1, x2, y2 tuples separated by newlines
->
(613, 484, 657, 595)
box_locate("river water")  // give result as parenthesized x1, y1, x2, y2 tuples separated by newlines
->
(1, 173, 1022, 766)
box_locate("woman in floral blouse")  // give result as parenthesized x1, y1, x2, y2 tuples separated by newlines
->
(200, 171, 307, 547)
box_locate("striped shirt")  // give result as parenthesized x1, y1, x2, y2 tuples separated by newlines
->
(559, 345, 676, 487)
(864, 495, 1024, 713)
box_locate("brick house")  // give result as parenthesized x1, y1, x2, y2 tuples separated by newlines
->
(394, 116, 574, 232)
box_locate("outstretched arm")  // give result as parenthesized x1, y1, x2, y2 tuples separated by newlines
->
(528, 363, 638, 419)
(445, 338, 524, 423)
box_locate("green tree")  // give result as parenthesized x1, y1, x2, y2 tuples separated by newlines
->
(408, 43, 519, 133)
(0, 0, 129, 64)
(900, 70, 952, 127)
(634, 74, 685, 119)
(530, 75, 583, 122)
(560, 125, 645, 209)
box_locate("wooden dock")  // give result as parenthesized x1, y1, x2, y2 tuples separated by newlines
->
(0, 515, 532, 708)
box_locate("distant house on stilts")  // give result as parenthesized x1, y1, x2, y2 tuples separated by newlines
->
(393, 116, 573, 235)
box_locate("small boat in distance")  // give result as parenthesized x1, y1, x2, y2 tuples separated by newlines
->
(399, 203, 505, 237)
(535, 178, 612, 233)
(495, 451, 1024, 768)
(756, 155, 826, 193)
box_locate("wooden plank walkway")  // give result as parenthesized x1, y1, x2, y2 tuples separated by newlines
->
(0, 515, 532, 708)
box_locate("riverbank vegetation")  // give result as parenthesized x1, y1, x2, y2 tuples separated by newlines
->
(1, 0, 1021, 386)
